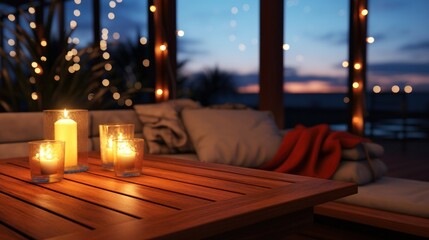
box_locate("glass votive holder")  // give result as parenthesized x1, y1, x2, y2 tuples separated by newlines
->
(29, 140, 65, 183)
(43, 109, 89, 173)
(113, 138, 144, 177)
(99, 124, 135, 171)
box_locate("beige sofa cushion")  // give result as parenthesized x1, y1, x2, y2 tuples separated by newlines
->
(337, 177, 429, 218)
(182, 109, 282, 168)
(0, 112, 43, 143)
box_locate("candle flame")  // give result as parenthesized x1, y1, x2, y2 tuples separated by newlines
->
(36, 144, 54, 161)
(63, 109, 69, 119)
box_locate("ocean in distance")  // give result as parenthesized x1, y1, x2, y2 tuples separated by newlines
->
(217, 92, 429, 113)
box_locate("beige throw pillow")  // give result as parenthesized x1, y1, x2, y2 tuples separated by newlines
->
(182, 109, 282, 167)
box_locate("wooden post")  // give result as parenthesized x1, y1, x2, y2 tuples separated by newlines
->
(152, 0, 177, 102)
(259, 0, 284, 129)
(348, 0, 368, 136)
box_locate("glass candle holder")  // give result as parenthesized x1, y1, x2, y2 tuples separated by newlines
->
(29, 140, 65, 183)
(44, 109, 89, 173)
(113, 138, 144, 177)
(99, 124, 135, 171)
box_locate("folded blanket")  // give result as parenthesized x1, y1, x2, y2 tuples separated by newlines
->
(341, 142, 384, 160)
(332, 158, 388, 185)
(259, 124, 370, 179)
(134, 99, 201, 154)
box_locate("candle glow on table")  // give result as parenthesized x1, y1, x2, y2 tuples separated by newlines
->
(36, 144, 58, 175)
(55, 109, 77, 168)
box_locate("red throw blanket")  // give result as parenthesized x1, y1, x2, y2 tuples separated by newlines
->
(260, 124, 370, 179)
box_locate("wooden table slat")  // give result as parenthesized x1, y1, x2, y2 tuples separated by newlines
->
(141, 166, 271, 194)
(143, 154, 316, 182)
(87, 167, 243, 201)
(0, 164, 178, 218)
(141, 158, 292, 188)
(0, 174, 136, 227)
(0, 193, 89, 239)
(0, 224, 28, 240)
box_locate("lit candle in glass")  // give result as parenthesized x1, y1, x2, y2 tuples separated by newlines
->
(55, 109, 77, 169)
(113, 138, 144, 177)
(116, 141, 136, 170)
(29, 140, 65, 183)
(99, 124, 134, 171)
(37, 144, 58, 175)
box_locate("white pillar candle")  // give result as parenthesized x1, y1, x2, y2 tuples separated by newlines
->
(55, 109, 77, 168)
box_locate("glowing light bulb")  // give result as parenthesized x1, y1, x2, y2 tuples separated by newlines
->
(373, 85, 381, 93)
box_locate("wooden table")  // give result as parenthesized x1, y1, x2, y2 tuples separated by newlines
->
(0, 154, 356, 239)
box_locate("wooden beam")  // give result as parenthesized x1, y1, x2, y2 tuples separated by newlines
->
(259, 0, 284, 129)
(348, 0, 368, 136)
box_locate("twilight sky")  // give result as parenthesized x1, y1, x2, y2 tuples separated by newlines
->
(2, 0, 428, 93)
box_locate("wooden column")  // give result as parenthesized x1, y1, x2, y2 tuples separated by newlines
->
(259, 0, 284, 129)
(152, 0, 177, 102)
(348, 0, 368, 136)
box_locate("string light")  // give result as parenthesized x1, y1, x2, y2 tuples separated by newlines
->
(125, 99, 133, 106)
(177, 30, 185, 37)
(282, 43, 290, 51)
(140, 37, 148, 45)
(361, 9, 368, 16)
(352, 82, 360, 89)
(74, 9, 81, 17)
(342, 60, 349, 68)
(156, 89, 164, 96)
(404, 85, 413, 93)
(7, 14, 15, 21)
(7, 39, 15, 46)
(102, 79, 110, 87)
(366, 36, 375, 43)
(31, 92, 38, 100)
(142, 59, 150, 67)
(372, 85, 381, 93)
(104, 63, 112, 71)
(28, 7, 36, 14)
(391, 85, 400, 93)
(70, 20, 77, 29)
(113, 92, 120, 100)
(353, 63, 361, 70)
(149, 5, 156, 12)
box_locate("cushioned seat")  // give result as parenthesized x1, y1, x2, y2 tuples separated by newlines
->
(337, 177, 429, 218)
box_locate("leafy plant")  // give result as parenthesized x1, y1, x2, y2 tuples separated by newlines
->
(0, 1, 128, 112)
(186, 66, 237, 106)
